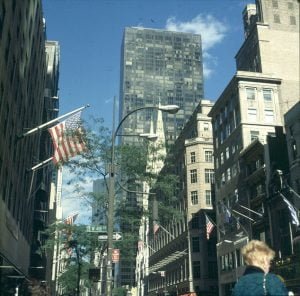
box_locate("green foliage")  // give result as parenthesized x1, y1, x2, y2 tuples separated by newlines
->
(48, 116, 184, 291)
(68, 116, 112, 180)
(112, 287, 127, 296)
(43, 223, 102, 294)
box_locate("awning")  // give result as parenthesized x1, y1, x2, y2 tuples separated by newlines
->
(149, 248, 187, 273)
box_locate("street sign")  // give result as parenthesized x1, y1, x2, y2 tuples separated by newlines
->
(112, 249, 120, 263)
(98, 232, 122, 241)
(86, 225, 107, 233)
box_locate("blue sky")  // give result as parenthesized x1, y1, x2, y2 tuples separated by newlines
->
(42, 0, 254, 223)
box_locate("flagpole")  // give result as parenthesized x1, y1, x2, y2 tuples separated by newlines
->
(18, 104, 90, 139)
(237, 204, 263, 217)
(156, 223, 175, 239)
(287, 185, 300, 200)
(222, 202, 250, 237)
(29, 157, 53, 171)
(232, 209, 255, 222)
(27, 170, 36, 202)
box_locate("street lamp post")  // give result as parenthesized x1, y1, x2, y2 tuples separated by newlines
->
(106, 103, 179, 296)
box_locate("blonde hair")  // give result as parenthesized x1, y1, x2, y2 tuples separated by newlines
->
(242, 240, 275, 266)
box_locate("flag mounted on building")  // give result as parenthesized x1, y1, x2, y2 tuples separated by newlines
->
(153, 220, 160, 236)
(220, 202, 232, 224)
(64, 212, 79, 225)
(205, 214, 215, 240)
(281, 194, 300, 227)
(48, 111, 86, 165)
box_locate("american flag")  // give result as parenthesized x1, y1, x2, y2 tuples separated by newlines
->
(153, 221, 160, 235)
(281, 195, 299, 227)
(48, 111, 86, 165)
(64, 212, 79, 225)
(205, 214, 215, 240)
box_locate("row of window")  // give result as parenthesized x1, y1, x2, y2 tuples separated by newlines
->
(247, 108, 274, 123)
(272, 0, 294, 10)
(190, 169, 214, 184)
(220, 249, 243, 272)
(190, 150, 213, 163)
(215, 144, 240, 170)
(246, 87, 273, 101)
(191, 190, 212, 206)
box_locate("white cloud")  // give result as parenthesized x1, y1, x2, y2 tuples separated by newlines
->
(165, 14, 228, 78)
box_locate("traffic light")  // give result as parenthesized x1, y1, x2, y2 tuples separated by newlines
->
(89, 268, 100, 281)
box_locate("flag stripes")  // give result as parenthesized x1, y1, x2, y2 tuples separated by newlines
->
(281, 194, 299, 227)
(205, 214, 215, 240)
(64, 212, 79, 225)
(48, 111, 86, 165)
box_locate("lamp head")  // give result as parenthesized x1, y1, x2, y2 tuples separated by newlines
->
(139, 133, 158, 141)
(159, 105, 180, 114)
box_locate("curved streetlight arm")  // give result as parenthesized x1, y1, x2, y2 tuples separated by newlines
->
(113, 105, 180, 142)
(106, 103, 179, 296)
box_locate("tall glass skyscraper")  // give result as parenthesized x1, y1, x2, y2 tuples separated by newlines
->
(119, 27, 204, 145)
(118, 26, 205, 290)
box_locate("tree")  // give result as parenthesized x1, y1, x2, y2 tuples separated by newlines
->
(44, 223, 98, 295)
(48, 116, 182, 291)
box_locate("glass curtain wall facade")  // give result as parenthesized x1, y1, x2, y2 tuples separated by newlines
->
(119, 27, 204, 145)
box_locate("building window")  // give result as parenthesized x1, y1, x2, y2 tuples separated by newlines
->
(226, 123, 231, 137)
(232, 163, 238, 177)
(288, 2, 293, 9)
(215, 157, 219, 169)
(225, 147, 230, 159)
(205, 169, 215, 184)
(213, 120, 218, 131)
(191, 191, 198, 205)
(205, 190, 212, 206)
(205, 150, 213, 162)
(263, 89, 273, 101)
(191, 214, 199, 229)
(227, 168, 231, 181)
(204, 122, 209, 131)
(221, 173, 225, 184)
(220, 152, 224, 165)
(190, 169, 197, 183)
(193, 261, 201, 279)
(290, 16, 296, 25)
(274, 14, 281, 23)
(190, 151, 196, 163)
(246, 87, 256, 100)
(264, 109, 274, 123)
(248, 108, 257, 121)
(272, 0, 278, 8)
(250, 130, 259, 142)
(192, 237, 200, 252)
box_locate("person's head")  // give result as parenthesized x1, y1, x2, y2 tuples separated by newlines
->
(241, 240, 275, 273)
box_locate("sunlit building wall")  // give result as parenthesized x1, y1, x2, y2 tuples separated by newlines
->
(208, 0, 300, 295)
(147, 100, 218, 296)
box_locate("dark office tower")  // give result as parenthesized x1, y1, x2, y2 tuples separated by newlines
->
(0, 1, 58, 294)
(119, 27, 204, 145)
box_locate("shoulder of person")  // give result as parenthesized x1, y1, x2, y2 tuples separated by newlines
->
(265, 273, 288, 295)
(232, 273, 265, 296)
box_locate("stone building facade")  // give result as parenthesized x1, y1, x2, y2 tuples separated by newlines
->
(147, 100, 218, 296)
(208, 0, 299, 295)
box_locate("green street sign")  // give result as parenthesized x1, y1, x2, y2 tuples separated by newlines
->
(86, 225, 107, 233)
